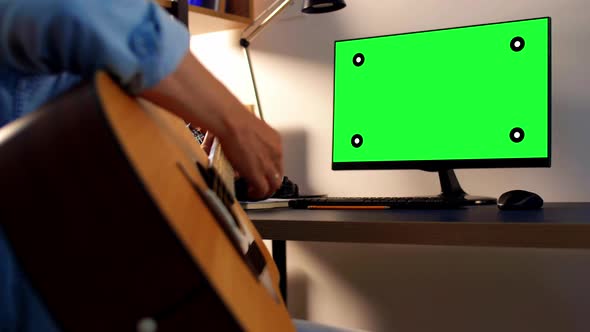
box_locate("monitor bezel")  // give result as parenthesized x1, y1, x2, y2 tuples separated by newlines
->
(331, 17, 552, 171)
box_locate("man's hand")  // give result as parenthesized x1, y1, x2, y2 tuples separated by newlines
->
(140, 51, 283, 200)
(219, 108, 283, 200)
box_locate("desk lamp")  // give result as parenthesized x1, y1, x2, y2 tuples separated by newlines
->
(240, 0, 346, 198)
(236, 0, 345, 200)
(240, 0, 346, 121)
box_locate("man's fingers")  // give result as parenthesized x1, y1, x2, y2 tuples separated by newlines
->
(247, 176, 270, 201)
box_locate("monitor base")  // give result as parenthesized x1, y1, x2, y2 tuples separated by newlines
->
(440, 193, 497, 206)
(435, 169, 497, 205)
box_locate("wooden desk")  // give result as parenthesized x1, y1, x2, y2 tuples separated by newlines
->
(248, 203, 590, 301)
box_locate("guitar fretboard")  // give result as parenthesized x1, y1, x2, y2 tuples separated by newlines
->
(209, 139, 236, 198)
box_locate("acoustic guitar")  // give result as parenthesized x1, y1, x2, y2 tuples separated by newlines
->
(0, 72, 295, 331)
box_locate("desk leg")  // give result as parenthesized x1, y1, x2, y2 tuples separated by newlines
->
(272, 240, 287, 303)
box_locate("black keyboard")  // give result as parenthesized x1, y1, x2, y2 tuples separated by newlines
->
(289, 196, 464, 209)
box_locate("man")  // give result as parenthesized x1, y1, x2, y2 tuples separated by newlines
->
(0, 0, 357, 331)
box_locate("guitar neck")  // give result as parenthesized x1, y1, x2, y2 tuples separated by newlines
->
(209, 139, 236, 198)
(207, 103, 258, 198)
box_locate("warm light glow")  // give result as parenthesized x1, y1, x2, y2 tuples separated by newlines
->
(190, 31, 256, 106)
(313, 3, 334, 8)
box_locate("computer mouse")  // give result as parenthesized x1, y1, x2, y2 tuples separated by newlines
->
(497, 190, 544, 210)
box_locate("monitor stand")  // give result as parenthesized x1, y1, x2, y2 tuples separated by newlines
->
(433, 169, 496, 205)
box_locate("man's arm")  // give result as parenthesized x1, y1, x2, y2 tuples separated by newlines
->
(0, 0, 282, 198)
(141, 52, 283, 199)
(0, 0, 188, 92)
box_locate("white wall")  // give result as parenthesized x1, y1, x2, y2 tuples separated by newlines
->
(245, 0, 590, 331)
(190, 29, 255, 107)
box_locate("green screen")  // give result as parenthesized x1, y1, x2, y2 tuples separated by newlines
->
(333, 18, 550, 165)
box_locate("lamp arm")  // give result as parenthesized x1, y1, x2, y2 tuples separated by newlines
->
(240, 0, 293, 120)
(240, 0, 293, 47)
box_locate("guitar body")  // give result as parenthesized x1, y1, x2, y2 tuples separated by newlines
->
(0, 73, 294, 331)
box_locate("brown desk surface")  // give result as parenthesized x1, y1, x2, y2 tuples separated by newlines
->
(248, 203, 590, 249)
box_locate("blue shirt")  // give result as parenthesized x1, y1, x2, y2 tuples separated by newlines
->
(0, 0, 189, 330)
(0, 0, 190, 127)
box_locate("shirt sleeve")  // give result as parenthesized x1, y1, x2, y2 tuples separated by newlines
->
(0, 0, 190, 93)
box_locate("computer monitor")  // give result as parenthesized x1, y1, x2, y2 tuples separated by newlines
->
(332, 17, 551, 204)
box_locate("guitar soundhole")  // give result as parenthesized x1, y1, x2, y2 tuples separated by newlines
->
(177, 162, 240, 231)
(196, 162, 235, 208)
(176, 162, 277, 301)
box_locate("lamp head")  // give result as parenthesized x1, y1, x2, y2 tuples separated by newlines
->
(302, 0, 346, 14)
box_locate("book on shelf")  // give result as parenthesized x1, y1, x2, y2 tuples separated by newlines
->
(240, 198, 291, 210)
(190, 0, 221, 11)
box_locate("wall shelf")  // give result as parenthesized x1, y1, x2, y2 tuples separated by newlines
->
(188, 3, 253, 35)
